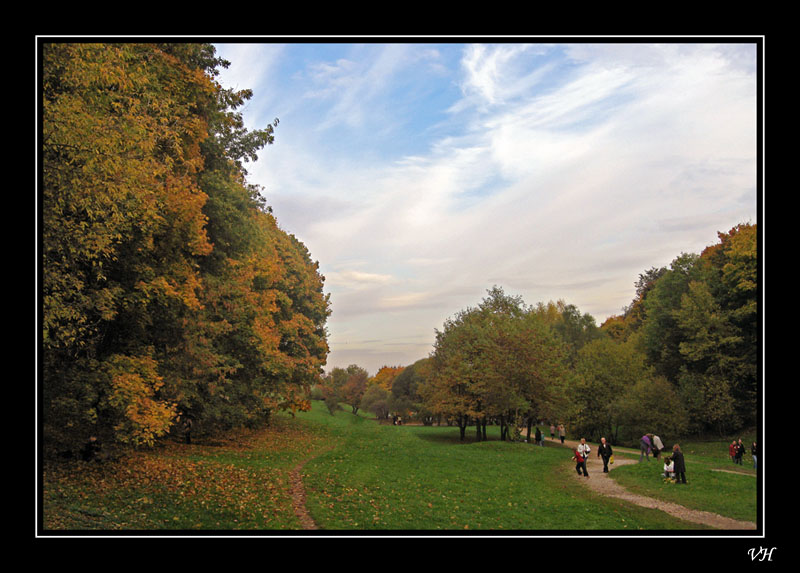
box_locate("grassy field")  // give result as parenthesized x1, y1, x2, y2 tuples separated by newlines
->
(608, 435, 757, 523)
(41, 401, 757, 532)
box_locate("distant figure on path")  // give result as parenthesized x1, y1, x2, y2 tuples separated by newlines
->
(639, 434, 652, 462)
(751, 442, 758, 470)
(671, 444, 687, 484)
(597, 437, 613, 473)
(535, 427, 543, 446)
(729, 440, 737, 462)
(558, 424, 566, 444)
(550, 424, 556, 440)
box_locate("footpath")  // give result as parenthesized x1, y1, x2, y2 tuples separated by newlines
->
(551, 436, 756, 530)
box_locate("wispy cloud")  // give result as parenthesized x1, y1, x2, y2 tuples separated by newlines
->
(215, 41, 758, 375)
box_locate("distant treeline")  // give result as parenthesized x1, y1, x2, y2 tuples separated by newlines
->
(42, 43, 330, 457)
(326, 223, 758, 444)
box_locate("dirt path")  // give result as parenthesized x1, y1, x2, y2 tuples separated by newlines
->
(557, 437, 756, 530)
(289, 457, 319, 530)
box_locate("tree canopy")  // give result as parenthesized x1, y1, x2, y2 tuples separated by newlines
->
(423, 287, 570, 441)
(42, 42, 329, 456)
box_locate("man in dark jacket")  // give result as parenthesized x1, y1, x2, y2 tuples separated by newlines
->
(597, 437, 613, 473)
(672, 444, 687, 484)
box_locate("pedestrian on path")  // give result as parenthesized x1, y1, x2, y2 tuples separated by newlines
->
(640, 434, 652, 462)
(550, 424, 555, 440)
(671, 444, 687, 484)
(751, 442, 757, 470)
(576, 438, 591, 478)
(597, 437, 613, 473)
(558, 424, 566, 444)
(729, 440, 737, 462)
(535, 427, 543, 447)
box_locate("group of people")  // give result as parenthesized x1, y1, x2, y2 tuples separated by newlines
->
(572, 437, 614, 478)
(639, 433, 665, 461)
(729, 439, 757, 469)
(660, 446, 687, 484)
(549, 423, 567, 444)
(570, 434, 687, 484)
(570, 433, 758, 487)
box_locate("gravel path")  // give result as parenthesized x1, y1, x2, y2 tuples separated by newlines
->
(559, 438, 756, 530)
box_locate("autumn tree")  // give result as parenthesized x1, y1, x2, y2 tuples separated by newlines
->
(389, 358, 432, 423)
(423, 287, 569, 442)
(41, 42, 329, 456)
(369, 365, 405, 391)
(341, 365, 369, 415)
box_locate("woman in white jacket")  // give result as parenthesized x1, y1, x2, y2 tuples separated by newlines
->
(576, 438, 591, 478)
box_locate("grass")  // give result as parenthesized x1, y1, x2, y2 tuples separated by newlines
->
(41, 414, 336, 531)
(607, 435, 757, 523)
(41, 402, 755, 532)
(295, 405, 711, 531)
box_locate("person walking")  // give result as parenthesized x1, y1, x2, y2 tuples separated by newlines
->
(558, 424, 566, 444)
(639, 434, 652, 462)
(576, 438, 591, 478)
(729, 440, 737, 463)
(734, 438, 745, 465)
(550, 424, 556, 441)
(535, 427, 543, 447)
(751, 442, 758, 470)
(597, 437, 613, 473)
(672, 444, 687, 484)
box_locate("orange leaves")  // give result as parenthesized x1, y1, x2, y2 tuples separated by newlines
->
(104, 355, 177, 447)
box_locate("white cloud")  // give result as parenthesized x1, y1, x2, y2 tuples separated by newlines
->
(215, 42, 758, 375)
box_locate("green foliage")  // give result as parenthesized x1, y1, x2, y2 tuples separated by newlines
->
(599, 223, 758, 435)
(424, 287, 571, 441)
(360, 385, 391, 420)
(571, 336, 653, 443)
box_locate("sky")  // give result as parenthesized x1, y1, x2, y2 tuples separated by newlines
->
(212, 41, 759, 377)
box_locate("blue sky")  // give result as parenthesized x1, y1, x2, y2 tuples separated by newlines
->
(212, 41, 759, 376)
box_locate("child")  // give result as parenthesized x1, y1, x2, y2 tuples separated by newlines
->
(663, 456, 675, 480)
(572, 449, 587, 477)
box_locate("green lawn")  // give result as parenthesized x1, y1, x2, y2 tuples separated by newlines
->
(296, 405, 713, 531)
(607, 436, 757, 523)
(42, 402, 756, 532)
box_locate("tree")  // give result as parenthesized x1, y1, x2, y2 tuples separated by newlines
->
(571, 336, 652, 444)
(361, 385, 391, 420)
(342, 366, 369, 415)
(532, 300, 605, 365)
(41, 43, 330, 455)
(424, 287, 569, 442)
(639, 253, 701, 383)
(369, 365, 405, 391)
